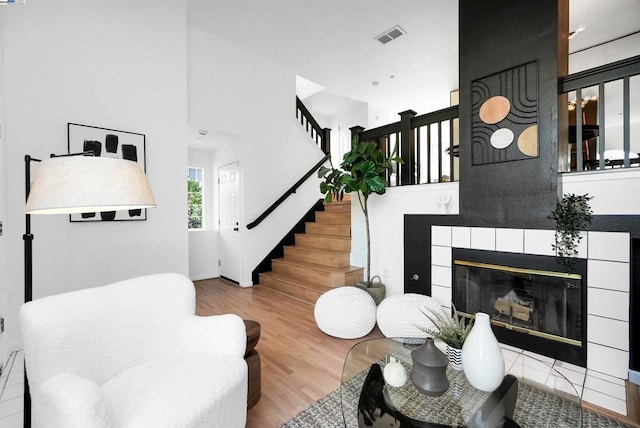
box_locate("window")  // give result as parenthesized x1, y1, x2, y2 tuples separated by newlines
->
(188, 167, 204, 229)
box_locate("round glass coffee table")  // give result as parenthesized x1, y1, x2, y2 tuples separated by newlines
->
(341, 337, 583, 428)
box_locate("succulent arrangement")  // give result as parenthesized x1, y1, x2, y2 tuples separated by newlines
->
(416, 304, 473, 350)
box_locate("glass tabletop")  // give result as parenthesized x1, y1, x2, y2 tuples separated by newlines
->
(341, 337, 583, 428)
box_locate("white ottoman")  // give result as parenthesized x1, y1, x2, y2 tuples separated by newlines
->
(314, 287, 377, 339)
(376, 293, 442, 339)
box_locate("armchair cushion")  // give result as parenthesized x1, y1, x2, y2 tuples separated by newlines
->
(102, 355, 247, 428)
(40, 372, 115, 428)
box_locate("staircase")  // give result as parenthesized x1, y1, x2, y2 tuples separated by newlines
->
(258, 199, 364, 304)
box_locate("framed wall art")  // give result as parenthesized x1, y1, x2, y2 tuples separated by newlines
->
(67, 122, 147, 222)
(471, 61, 539, 165)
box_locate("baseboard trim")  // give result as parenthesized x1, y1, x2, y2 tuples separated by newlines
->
(190, 274, 219, 281)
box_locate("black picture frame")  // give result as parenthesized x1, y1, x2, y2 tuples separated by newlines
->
(67, 122, 147, 222)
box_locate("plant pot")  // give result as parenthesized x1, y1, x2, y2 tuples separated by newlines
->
(446, 345, 463, 371)
(355, 276, 385, 305)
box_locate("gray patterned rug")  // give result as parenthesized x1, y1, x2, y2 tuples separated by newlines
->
(281, 371, 629, 428)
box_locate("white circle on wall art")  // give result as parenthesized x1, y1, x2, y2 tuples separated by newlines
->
(490, 128, 514, 149)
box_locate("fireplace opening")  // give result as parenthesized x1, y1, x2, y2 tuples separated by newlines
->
(452, 248, 587, 366)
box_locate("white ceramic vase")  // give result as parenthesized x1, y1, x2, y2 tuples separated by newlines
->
(461, 312, 505, 392)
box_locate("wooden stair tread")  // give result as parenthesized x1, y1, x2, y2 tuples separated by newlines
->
(295, 233, 350, 241)
(284, 245, 349, 255)
(259, 272, 334, 293)
(273, 257, 363, 273)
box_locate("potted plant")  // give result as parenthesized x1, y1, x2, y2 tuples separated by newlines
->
(319, 135, 401, 304)
(317, 160, 347, 203)
(551, 193, 593, 272)
(416, 304, 473, 370)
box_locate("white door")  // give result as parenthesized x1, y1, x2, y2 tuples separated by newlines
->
(218, 162, 241, 282)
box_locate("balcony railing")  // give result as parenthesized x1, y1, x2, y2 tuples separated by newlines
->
(559, 54, 640, 172)
(351, 105, 459, 186)
(344, 54, 639, 184)
(296, 96, 331, 155)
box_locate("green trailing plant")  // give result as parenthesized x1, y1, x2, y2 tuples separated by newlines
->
(339, 136, 402, 285)
(551, 193, 593, 272)
(415, 304, 473, 349)
(317, 160, 347, 203)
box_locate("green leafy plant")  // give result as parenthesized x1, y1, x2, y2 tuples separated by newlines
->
(187, 178, 203, 229)
(338, 136, 402, 285)
(551, 193, 593, 272)
(415, 304, 473, 349)
(317, 161, 347, 203)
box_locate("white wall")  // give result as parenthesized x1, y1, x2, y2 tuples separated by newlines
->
(569, 33, 640, 155)
(562, 168, 640, 215)
(326, 106, 368, 168)
(569, 33, 640, 74)
(2, 1, 189, 353)
(351, 182, 460, 297)
(188, 27, 325, 285)
(0, 7, 7, 365)
(188, 147, 219, 280)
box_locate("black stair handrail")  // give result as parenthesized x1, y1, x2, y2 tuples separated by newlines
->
(246, 154, 330, 230)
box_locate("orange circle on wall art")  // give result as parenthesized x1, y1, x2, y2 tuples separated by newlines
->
(479, 96, 511, 124)
(517, 125, 538, 156)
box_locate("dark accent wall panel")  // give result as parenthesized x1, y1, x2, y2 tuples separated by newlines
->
(458, 0, 568, 229)
(404, 215, 435, 295)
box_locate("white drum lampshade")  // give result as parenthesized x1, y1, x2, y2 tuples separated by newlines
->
(25, 156, 156, 215)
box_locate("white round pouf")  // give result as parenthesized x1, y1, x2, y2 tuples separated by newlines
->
(314, 287, 377, 339)
(376, 293, 442, 339)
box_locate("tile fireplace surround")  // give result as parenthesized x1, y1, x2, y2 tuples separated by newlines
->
(431, 226, 631, 415)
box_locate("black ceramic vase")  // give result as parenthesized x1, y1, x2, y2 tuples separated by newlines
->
(410, 337, 449, 397)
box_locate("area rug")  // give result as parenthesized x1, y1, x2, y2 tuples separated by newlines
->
(281, 376, 629, 428)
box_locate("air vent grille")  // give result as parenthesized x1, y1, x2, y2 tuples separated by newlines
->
(375, 26, 406, 45)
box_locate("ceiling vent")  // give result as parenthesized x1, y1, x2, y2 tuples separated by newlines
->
(375, 26, 406, 45)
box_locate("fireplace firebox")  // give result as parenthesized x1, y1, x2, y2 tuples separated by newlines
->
(452, 248, 587, 366)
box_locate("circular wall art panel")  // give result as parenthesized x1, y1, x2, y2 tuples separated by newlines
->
(490, 128, 514, 149)
(479, 96, 511, 125)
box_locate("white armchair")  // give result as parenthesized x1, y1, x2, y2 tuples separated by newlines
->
(20, 273, 248, 428)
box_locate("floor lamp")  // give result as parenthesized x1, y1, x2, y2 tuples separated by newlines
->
(22, 153, 157, 428)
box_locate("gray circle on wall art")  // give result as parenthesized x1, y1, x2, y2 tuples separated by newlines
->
(490, 128, 514, 149)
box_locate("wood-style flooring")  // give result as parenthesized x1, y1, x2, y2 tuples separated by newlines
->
(195, 277, 640, 428)
(194, 277, 383, 428)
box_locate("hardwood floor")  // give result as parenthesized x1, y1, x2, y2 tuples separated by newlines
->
(195, 278, 640, 428)
(194, 277, 383, 428)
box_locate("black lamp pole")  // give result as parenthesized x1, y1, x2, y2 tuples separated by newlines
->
(23, 154, 40, 428)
